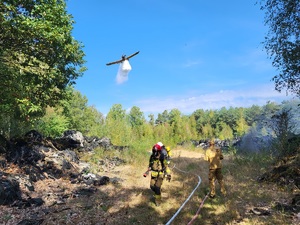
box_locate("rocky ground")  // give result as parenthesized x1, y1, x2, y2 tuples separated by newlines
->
(0, 130, 133, 225)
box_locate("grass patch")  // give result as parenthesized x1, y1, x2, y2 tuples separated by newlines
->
(66, 147, 296, 225)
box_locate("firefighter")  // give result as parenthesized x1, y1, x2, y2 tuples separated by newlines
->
(156, 142, 172, 164)
(204, 139, 226, 198)
(165, 146, 172, 164)
(147, 143, 171, 206)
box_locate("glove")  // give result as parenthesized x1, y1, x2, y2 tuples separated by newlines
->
(166, 174, 171, 182)
(143, 167, 151, 177)
(143, 171, 149, 177)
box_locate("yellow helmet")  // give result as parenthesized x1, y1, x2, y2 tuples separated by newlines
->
(166, 146, 170, 151)
(209, 139, 215, 145)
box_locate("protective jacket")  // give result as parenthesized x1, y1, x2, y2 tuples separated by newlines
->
(204, 146, 224, 169)
(148, 152, 170, 177)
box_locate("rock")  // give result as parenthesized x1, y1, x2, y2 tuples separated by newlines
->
(17, 219, 44, 225)
(0, 130, 128, 212)
(249, 207, 271, 216)
(25, 130, 43, 143)
(0, 134, 9, 154)
(0, 177, 22, 205)
(62, 130, 85, 147)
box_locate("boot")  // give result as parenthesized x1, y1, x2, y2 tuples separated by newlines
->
(220, 180, 226, 196)
(154, 194, 161, 206)
(209, 180, 216, 198)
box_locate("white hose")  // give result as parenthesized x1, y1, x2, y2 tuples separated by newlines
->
(165, 165, 202, 225)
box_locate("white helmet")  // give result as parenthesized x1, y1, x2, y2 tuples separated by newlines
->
(157, 142, 163, 147)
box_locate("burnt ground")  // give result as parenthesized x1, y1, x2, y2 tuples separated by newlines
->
(0, 130, 299, 225)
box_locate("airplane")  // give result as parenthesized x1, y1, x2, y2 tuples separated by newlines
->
(106, 51, 140, 66)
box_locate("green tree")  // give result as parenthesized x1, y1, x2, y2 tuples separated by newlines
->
(105, 104, 131, 145)
(0, 0, 86, 127)
(260, 0, 300, 96)
(192, 109, 206, 135)
(169, 109, 185, 142)
(202, 123, 214, 139)
(61, 89, 88, 131)
(83, 106, 105, 137)
(35, 107, 69, 137)
(61, 88, 105, 136)
(153, 123, 172, 144)
(207, 109, 217, 130)
(236, 116, 249, 137)
(35, 87, 104, 137)
(217, 122, 233, 140)
(148, 114, 155, 126)
(268, 109, 295, 157)
(187, 114, 198, 140)
(244, 105, 262, 125)
(128, 106, 146, 139)
(155, 110, 169, 124)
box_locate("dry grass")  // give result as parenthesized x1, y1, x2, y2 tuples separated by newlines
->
(1, 148, 298, 225)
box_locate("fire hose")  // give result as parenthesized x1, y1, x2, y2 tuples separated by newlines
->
(144, 163, 210, 224)
(165, 164, 210, 225)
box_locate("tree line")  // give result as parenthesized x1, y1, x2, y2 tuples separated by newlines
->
(2, 84, 299, 152)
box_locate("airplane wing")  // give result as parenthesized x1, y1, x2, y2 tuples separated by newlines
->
(106, 59, 123, 66)
(106, 51, 139, 66)
(126, 51, 139, 60)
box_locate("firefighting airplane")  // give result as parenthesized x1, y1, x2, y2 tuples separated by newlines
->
(106, 51, 140, 66)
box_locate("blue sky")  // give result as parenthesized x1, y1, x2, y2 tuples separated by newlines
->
(66, 0, 293, 117)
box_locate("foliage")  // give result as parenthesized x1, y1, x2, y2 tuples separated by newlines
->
(218, 122, 234, 140)
(60, 88, 105, 137)
(236, 116, 250, 137)
(128, 106, 146, 139)
(31, 87, 105, 138)
(201, 123, 214, 139)
(169, 108, 184, 141)
(153, 123, 172, 144)
(244, 105, 262, 125)
(105, 104, 132, 145)
(260, 0, 300, 96)
(148, 113, 155, 126)
(0, 0, 86, 137)
(155, 110, 169, 124)
(35, 107, 69, 137)
(267, 109, 296, 157)
(192, 106, 256, 140)
(239, 99, 300, 156)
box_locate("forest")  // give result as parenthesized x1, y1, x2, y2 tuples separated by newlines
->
(1, 81, 300, 155)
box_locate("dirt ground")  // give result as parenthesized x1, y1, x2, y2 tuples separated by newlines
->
(0, 149, 207, 225)
(2, 149, 298, 225)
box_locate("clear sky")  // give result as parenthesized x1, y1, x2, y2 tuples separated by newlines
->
(66, 0, 293, 117)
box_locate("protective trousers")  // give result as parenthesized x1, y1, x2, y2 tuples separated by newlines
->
(150, 176, 163, 205)
(150, 176, 163, 195)
(209, 168, 226, 197)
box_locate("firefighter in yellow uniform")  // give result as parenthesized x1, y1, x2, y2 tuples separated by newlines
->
(147, 143, 171, 206)
(204, 139, 226, 198)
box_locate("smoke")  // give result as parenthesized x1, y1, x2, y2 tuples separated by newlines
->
(116, 60, 132, 84)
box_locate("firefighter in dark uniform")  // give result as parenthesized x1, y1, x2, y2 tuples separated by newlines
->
(147, 143, 171, 206)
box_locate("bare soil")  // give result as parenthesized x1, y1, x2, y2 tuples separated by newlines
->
(0, 149, 205, 225)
